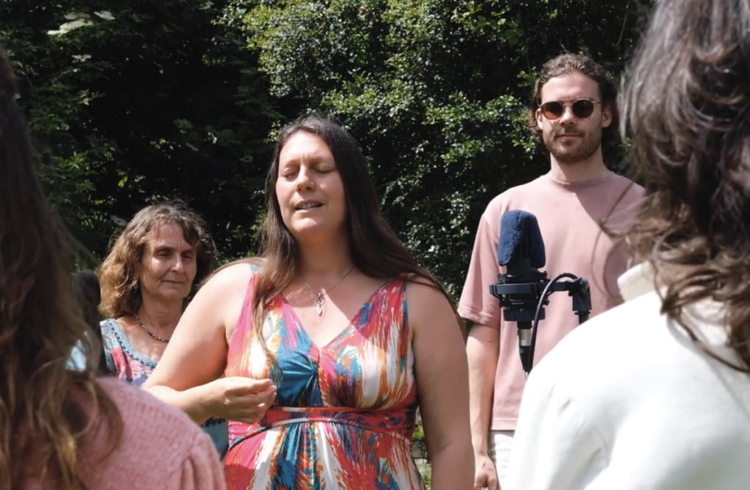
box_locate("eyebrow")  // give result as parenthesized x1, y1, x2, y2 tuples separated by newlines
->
(282, 155, 335, 165)
(152, 244, 196, 253)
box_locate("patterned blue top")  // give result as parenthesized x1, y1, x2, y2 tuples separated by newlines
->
(100, 318, 228, 457)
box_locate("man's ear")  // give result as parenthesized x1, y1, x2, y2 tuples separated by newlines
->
(601, 105, 613, 128)
(536, 109, 544, 130)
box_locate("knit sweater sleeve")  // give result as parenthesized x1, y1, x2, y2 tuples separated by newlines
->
(174, 432, 227, 490)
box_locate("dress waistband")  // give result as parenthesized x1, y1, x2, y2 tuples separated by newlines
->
(227, 405, 415, 452)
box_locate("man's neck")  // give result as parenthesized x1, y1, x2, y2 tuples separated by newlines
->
(549, 155, 610, 184)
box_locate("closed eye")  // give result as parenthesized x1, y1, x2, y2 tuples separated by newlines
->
(280, 167, 299, 179)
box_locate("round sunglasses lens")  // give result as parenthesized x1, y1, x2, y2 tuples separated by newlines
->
(572, 100, 595, 118)
(541, 102, 564, 119)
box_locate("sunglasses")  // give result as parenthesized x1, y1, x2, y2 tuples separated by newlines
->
(539, 98, 601, 120)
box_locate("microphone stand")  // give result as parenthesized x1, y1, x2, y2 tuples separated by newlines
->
(490, 266, 592, 376)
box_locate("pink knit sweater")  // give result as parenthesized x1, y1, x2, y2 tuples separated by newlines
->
(23, 377, 226, 490)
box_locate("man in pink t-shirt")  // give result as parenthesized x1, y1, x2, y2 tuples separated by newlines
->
(458, 53, 643, 490)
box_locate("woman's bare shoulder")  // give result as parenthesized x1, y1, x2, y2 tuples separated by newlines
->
(201, 258, 263, 296)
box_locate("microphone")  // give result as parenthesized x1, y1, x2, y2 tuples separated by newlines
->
(490, 210, 592, 375)
(497, 210, 546, 272)
(492, 211, 549, 374)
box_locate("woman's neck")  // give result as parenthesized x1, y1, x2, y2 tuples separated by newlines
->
(136, 297, 183, 332)
(296, 239, 354, 283)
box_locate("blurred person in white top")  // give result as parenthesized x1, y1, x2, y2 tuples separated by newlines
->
(506, 0, 750, 489)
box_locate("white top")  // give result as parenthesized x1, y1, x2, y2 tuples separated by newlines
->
(505, 263, 750, 490)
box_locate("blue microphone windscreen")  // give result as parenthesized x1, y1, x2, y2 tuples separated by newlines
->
(497, 210, 546, 268)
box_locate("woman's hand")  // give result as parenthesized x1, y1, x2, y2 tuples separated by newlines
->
(204, 376, 277, 424)
(142, 263, 268, 424)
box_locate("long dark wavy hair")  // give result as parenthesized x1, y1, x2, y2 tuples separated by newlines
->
(0, 48, 122, 489)
(98, 200, 217, 319)
(250, 116, 460, 354)
(528, 53, 622, 164)
(622, 0, 750, 372)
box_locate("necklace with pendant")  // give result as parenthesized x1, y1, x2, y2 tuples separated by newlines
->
(299, 266, 356, 316)
(134, 313, 171, 343)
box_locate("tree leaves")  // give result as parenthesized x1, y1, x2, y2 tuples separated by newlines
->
(2, 0, 282, 261)
(2, 0, 652, 292)
(227, 0, 649, 292)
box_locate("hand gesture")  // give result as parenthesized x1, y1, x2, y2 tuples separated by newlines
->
(206, 376, 276, 424)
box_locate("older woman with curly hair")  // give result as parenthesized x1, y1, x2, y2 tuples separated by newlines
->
(97, 201, 228, 454)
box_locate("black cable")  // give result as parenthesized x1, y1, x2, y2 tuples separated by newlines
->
(526, 272, 580, 374)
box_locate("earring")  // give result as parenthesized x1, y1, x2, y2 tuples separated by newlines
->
(133, 282, 139, 291)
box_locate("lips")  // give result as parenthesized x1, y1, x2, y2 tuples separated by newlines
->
(294, 200, 323, 210)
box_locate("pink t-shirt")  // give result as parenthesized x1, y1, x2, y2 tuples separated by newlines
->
(459, 172, 643, 431)
(22, 377, 226, 490)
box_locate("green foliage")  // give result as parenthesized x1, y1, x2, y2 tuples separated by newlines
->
(2, 0, 653, 290)
(1, 0, 284, 262)
(225, 0, 650, 293)
(413, 419, 424, 441)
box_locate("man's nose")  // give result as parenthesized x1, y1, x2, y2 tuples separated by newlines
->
(559, 105, 577, 124)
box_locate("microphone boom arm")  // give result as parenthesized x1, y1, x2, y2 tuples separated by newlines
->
(490, 271, 592, 375)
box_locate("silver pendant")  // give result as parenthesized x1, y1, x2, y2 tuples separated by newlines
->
(314, 294, 324, 316)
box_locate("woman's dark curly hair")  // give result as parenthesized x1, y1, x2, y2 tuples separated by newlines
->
(622, 0, 750, 372)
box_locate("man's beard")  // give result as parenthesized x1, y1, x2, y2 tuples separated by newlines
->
(544, 128, 603, 164)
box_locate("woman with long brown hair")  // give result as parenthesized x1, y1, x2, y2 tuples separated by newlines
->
(506, 1, 750, 489)
(145, 116, 473, 489)
(0, 48, 225, 489)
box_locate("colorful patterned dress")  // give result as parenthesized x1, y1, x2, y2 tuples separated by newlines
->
(100, 319, 229, 457)
(224, 274, 425, 490)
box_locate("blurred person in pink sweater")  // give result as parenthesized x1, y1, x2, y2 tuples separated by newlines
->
(0, 47, 226, 490)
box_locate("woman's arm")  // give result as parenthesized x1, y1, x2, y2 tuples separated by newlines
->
(143, 263, 275, 424)
(407, 280, 474, 490)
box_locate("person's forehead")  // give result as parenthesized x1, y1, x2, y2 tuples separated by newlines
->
(279, 132, 333, 163)
(541, 71, 600, 101)
(147, 224, 194, 250)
